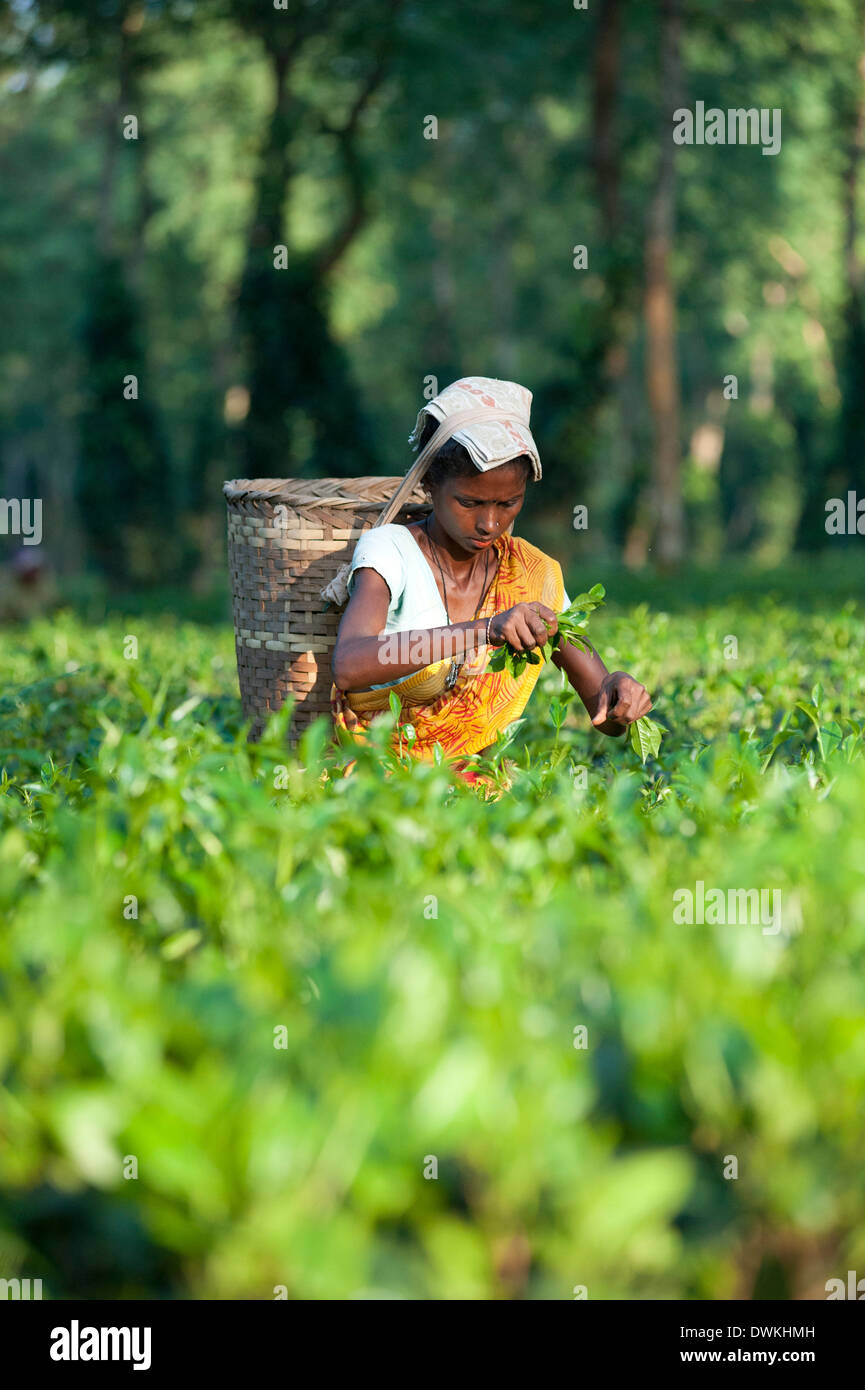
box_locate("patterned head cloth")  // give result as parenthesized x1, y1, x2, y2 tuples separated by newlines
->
(408, 376, 542, 481)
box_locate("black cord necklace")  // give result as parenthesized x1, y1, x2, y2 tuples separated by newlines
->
(424, 514, 491, 690)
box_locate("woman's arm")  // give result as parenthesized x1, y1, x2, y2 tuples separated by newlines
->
(331, 567, 488, 691)
(550, 637, 652, 736)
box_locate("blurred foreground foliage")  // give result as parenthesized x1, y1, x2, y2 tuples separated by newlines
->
(0, 576, 864, 1300)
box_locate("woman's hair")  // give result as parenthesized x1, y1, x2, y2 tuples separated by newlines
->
(417, 413, 533, 491)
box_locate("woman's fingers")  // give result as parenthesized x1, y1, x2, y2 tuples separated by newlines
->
(609, 696, 633, 723)
(497, 603, 559, 652)
(514, 618, 539, 652)
(630, 683, 652, 720)
(506, 613, 547, 652)
(533, 603, 558, 635)
(590, 674, 654, 729)
(609, 681, 652, 724)
(526, 604, 556, 645)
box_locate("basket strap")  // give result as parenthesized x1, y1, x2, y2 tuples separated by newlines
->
(373, 406, 532, 528)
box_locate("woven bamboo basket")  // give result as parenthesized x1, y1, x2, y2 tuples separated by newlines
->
(224, 477, 432, 743)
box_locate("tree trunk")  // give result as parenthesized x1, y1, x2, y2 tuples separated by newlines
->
(834, 53, 865, 505)
(234, 40, 297, 474)
(644, 0, 684, 569)
(588, 0, 650, 561)
(591, 0, 622, 239)
(796, 50, 865, 550)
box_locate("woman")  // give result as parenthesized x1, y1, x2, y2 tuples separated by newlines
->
(330, 377, 652, 791)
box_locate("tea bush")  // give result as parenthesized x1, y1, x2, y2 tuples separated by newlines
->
(0, 582, 863, 1299)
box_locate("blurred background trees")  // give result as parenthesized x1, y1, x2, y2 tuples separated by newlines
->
(1, 0, 865, 588)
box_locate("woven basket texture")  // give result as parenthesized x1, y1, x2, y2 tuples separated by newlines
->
(224, 476, 431, 742)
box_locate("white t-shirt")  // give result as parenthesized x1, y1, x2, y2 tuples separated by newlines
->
(346, 523, 571, 690)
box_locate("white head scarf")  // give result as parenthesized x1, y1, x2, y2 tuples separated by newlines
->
(408, 376, 542, 481)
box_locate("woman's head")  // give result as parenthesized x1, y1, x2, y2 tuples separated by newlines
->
(417, 413, 532, 550)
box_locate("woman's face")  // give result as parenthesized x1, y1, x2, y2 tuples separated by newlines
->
(426, 461, 528, 554)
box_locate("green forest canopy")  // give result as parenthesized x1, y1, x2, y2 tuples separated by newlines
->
(1, 0, 864, 584)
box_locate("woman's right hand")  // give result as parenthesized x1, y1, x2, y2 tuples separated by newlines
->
(488, 602, 558, 653)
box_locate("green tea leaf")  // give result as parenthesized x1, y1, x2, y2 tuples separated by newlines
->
(550, 698, 568, 730)
(760, 727, 797, 772)
(820, 721, 844, 756)
(795, 701, 819, 728)
(629, 716, 663, 764)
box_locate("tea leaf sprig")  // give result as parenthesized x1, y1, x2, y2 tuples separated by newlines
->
(487, 583, 605, 679)
(486, 582, 663, 762)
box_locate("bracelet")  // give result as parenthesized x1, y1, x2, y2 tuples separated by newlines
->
(485, 614, 496, 647)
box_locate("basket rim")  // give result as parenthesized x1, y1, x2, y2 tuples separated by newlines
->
(223, 476, 431, 507)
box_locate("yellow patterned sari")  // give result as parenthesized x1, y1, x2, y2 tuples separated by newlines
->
(330, 532, 565, 790)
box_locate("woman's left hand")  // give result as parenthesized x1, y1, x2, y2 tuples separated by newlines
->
(591, 671, 652, 733)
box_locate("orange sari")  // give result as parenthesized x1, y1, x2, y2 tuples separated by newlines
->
(330, 532, 565, 790)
